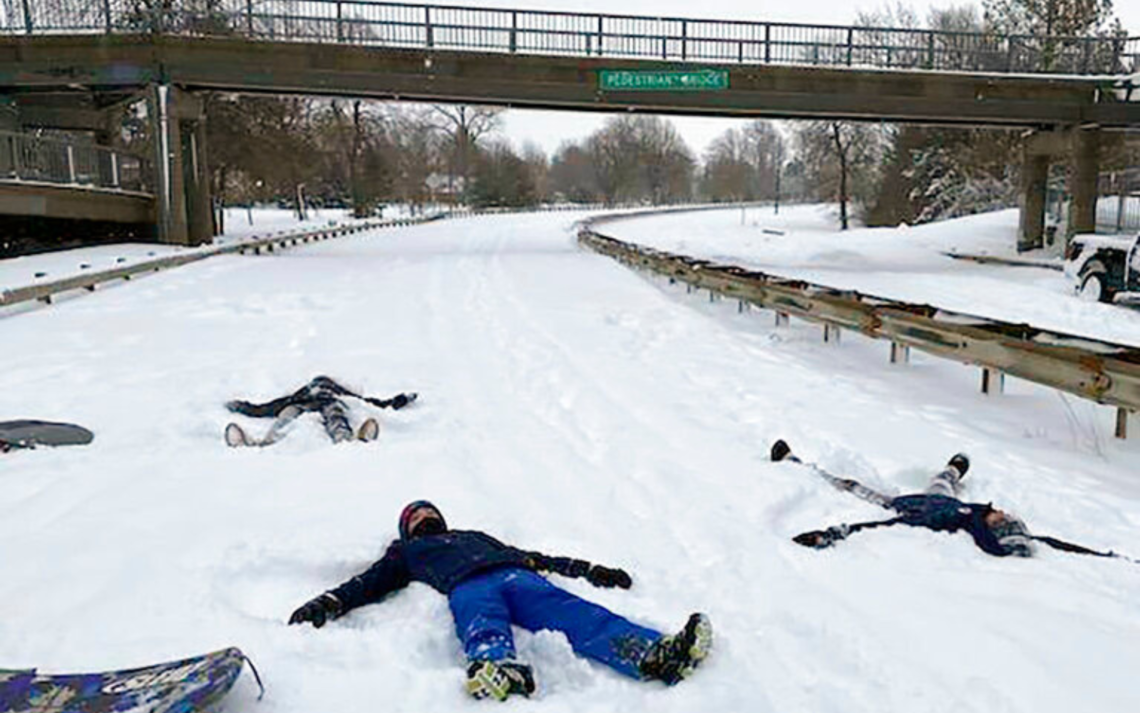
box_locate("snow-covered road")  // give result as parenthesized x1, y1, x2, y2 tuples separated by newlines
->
(2, 210, 1138, 712)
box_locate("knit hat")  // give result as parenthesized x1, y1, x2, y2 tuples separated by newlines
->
(399, 500, 446, 540)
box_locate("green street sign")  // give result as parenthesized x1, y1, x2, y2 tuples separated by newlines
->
(598, 69, 730, 92)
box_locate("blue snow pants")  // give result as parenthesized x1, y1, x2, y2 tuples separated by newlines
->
(447, 568, 662, 679)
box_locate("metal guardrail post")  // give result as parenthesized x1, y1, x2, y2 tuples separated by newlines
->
(425, 6, 433, 48)
(110, 153, 120, 188)
(509, 11, 517, 52)
(596, 15, 603, 55)
(681, 20, 687, 60)
(764, 24, 771, 63)
(21, 0, 32, 34)
(846, 27, 853, 66)
(981, 367, 1004, 395)
(66, 145, 76, 183)
(336, 0, 343, 42)
(927, 31, 935, 68)
(246, 0, 253, 35)
(9, 135, 20, 179)
(103, 0, 112, 33)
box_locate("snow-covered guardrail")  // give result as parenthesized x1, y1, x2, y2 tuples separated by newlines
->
(0, 215, 435, 308)
(578, 219, 1140, 439)
(0, 203, 615, 310)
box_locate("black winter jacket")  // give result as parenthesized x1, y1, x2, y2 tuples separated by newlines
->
(327, 530, 587, 613)
(889, 494, 1009, 556)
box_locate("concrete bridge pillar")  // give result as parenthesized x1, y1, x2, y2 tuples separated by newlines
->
(1067, 126, 1100, 240)
(1018, 147, 1049, 252)
(184, 107, 214, 242)
(149, 85, 213, 246)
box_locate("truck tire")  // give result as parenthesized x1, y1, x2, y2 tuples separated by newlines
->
(1078, 260, 1113, 303)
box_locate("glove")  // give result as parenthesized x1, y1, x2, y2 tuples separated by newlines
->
(288, 593, 342, 628)
(391, 393, 417, 410)
(586, 565, 632, 589)
(793, 525, 849, 549)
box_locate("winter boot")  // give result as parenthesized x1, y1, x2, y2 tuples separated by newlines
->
(947, 453, 970, 480)
(357, 418, 380, 442)
(224, 423, 252, 448)
(638, 613, 713, 685)
(465, 660, 536, 701)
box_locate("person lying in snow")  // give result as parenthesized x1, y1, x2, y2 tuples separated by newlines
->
(224, 375, 415, 447)
(288, 500, 713, 700)
(775, 440, 1133, 561)
(774, 440, 1036, 557)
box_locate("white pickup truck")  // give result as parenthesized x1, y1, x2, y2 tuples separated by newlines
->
(1063, 233, 1140, 305)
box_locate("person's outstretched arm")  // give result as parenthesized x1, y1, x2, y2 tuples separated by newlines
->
(226, 395, 296, 418)
(289, 543, 411, 628)
(522, 551, 632, 589)
(793, 517, 906, 549)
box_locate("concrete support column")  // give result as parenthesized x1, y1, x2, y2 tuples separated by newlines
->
(187, 117, 214, 243)
(1018, 148, 1049, 252)
(1067, 126, 1100, 240)
(149, 83, 189, 245)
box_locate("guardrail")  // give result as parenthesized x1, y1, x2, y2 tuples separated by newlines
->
(0, 214, 435, 309)
(3, 0, 1137, 76)
(0, 201, 613, 309)
(0, 130, 153, 194)
(578, 216, 1140, 438)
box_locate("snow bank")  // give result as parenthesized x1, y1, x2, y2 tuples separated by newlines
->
(605, 205, 1140, 347)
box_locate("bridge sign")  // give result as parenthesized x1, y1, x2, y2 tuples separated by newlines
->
(598, 69, 729, 92)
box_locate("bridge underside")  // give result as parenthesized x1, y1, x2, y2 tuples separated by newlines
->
(0, 34, 1136, 249)
(0, 35, 1136, 127)
(0, 181, 153, 223)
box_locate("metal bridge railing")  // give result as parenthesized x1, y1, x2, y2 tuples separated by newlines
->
(0, 130, 153, 194)
(2, 0, 1137, 76)
(1097, 168, 1140, 233)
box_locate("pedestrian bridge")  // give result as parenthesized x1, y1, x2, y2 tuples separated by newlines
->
(1, 1, 1138, 246)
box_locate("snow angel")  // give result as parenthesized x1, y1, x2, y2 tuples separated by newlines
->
(774, 440, 1130, 560)
(224, 375, 415, 447)
(287, 500, 713, 700)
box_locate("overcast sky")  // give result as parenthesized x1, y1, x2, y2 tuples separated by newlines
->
(447, 0, 1140, 159)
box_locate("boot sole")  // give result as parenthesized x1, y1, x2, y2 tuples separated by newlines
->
(681, 614, 713, 678)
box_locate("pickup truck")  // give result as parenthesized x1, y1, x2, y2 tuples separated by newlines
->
(1063, 233, 1140, 305)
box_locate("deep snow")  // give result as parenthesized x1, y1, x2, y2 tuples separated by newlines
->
(1, 208, 1138, 713)
(604, 205, 1140, 347)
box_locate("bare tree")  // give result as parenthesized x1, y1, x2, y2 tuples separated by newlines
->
(796, 121, 882, 230)
(702, 128, 753, 202)
(429, 105, 503, 200)
(742, 121, 786, 200)
(390, 106, 441, 212)
(549, 141, 599, 203)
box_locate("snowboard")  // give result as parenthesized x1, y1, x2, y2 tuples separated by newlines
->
(0, 646, 259, 713)
(0, 421, 94, 453)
